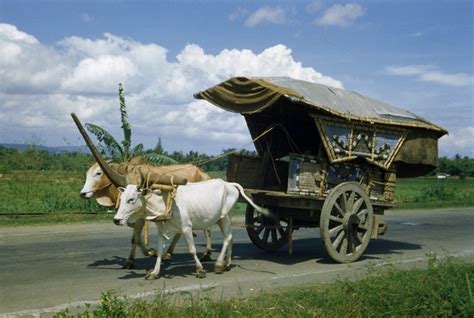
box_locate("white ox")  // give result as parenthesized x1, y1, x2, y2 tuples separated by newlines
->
(80, 159, 212, 269)
(114, 179, 271, 280)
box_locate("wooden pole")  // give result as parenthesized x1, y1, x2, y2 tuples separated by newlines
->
(144, 220, 149, 246)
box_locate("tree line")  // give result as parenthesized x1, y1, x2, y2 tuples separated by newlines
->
(0, 145, 256, 174)
(0, 145, 471, 178)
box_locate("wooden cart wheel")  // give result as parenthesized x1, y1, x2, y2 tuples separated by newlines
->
(320, 182, 373, 263)
(245, 205, 290, 252)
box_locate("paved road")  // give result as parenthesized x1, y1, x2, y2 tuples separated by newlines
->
(1, 208, 474, 317)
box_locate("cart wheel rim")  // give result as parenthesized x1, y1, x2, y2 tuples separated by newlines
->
(245, 205, 290, 251)
(320, 182, 373, 263)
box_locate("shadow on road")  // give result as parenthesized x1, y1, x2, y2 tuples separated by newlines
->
(86, 236, 421, 280)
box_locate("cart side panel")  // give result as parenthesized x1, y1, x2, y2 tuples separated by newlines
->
(227, 154, 288, 191)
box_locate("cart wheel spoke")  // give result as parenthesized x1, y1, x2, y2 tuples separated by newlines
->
(334, 201, 345, 217)
(262, 228, 270, 243)
(320, 182, 374, 263)
(332, 230, 345, 250)
(329, 215, 343, 223)
(271, 229, 278, 243)
(352, 197, 364, 214)
(340, 237, 348, 256)
(278, 227, 286, 237)
(329, 224, 344, 236)
(357, 208, 368, 218)
(347, 190, 356, 213)
(246, 205, 291, 252)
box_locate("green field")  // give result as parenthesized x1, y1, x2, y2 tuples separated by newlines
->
(0, 171, 473, 226)
(395, 177, 474, 209)
(55, 257, 474, 317)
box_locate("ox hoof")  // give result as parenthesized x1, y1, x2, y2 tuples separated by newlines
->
(195, 269, 207, 278)
(199, 253, 212, 262)
(162, 252, 173, 261)
(122, 261, 135, 269)
(214, 264, 225, 274)
(145, 272, 159, 280)
(147, 248, 158, 257)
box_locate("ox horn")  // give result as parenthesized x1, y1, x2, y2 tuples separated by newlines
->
(71, 112, 127, 187)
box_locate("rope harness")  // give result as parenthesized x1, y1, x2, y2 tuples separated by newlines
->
(146, 174, 177, 222)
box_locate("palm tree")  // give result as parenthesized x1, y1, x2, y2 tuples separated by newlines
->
(86, 83, 177, 164)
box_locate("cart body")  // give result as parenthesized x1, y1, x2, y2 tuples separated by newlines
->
(195, 77, 447, 262)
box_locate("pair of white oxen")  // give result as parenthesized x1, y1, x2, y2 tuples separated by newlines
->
(80, 159, 270, 280)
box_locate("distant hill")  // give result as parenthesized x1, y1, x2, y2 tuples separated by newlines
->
(0, 143, 89, 154)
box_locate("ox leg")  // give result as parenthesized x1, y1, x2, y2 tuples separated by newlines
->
(215, 216, 233, 274)
(146, 225, 166, 280)
(124, 220, 157, 269)
(123, 221, 142, 269)
(182, 227, 206, 278)
(136, 219, 157, 257)
(199, 228, 213, 262)
(163, 233, 181, 261)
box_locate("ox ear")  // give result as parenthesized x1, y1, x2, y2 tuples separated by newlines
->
(118, 187, 126, 193)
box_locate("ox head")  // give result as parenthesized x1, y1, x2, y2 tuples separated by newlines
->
(80, 162, 106, 199)
(113, 185, 164, 225)
(79, 156, 149, 206)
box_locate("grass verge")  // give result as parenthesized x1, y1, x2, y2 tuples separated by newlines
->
(395, 178, 474, 209)
(55, 257, 474, 317)
(1, 171, 473, 226)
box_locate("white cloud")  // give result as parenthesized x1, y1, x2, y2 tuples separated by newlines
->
(0, 23, 342, 154)
(439, 127, 474, 158)
(61, 55, 138, 93)
(386, 65, 474, 87)
(244, 6, 287, 27)
(82, 13, 93, 23)
(228, 8, 249, 22)
(316, 3, 364, 27)
(306, 0, 323, 14)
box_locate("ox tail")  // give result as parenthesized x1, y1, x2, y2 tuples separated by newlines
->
(230, 183, 272, 217)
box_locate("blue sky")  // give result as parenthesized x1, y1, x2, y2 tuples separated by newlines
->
(0, 0, 472, 157)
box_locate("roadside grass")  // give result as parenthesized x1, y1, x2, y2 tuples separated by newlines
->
(395, 178, 474, 209)
(1, 171, 472, 226)
(0, 170, 110, 226)
(55, 257, 474, 317)
(0, 170, 244, 226)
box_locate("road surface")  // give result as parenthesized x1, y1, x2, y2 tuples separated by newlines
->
(1, 208, 473, 317)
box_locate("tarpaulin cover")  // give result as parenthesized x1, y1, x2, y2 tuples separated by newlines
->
(195, 77, 447, 177)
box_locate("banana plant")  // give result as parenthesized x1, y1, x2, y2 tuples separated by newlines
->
(86, 83, 177, 164)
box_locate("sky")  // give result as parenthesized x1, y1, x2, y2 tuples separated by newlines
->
(0, 0, 472, 157)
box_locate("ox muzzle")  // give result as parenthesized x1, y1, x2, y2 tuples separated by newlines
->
(79, 191, 93, 199)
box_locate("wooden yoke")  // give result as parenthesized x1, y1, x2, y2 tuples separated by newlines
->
(142, 174, 187, 242)
(147, 172, 187, 187)
(150, 184, 176, 192)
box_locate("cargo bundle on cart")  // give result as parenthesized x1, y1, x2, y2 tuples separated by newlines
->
(195, 76, 447, 263)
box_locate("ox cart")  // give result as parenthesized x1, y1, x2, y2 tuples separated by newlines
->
(195, 77, 447, 263)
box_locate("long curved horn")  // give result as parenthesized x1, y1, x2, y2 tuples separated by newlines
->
(71, 113, 127, 187)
